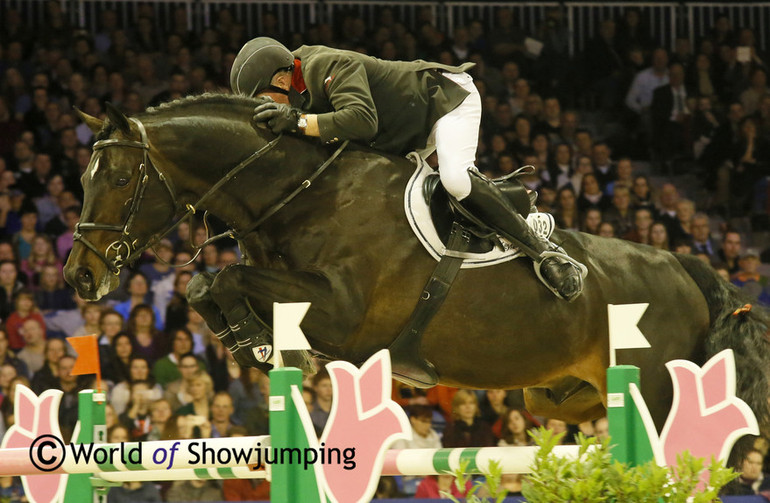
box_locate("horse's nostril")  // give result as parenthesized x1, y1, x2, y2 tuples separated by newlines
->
(76, 267, 94, 291)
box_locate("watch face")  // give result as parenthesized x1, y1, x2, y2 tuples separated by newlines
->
(298, 117, 308, 128)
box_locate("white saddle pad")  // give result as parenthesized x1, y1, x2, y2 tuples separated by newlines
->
(403, 152, 555, 269)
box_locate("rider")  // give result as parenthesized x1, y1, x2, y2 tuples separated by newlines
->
(230, 37, 585, 302)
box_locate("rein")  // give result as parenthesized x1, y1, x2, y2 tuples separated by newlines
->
(74, 116, 347, 275)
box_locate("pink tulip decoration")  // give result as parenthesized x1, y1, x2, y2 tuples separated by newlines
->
(319, 349, 412, 503)
(1, 385, 68, 503)
(659, 349, 758, 465)
(630, 349, 758, 489)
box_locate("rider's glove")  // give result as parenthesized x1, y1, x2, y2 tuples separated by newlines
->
(252, 100, 303, 135)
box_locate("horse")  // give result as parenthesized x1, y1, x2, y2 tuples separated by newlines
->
(64, 94, 770, 430)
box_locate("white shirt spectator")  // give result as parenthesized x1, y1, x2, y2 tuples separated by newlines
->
(625, 68, 670, 113)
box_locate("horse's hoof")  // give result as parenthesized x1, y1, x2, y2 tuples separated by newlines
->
(283, 349, 317, 376)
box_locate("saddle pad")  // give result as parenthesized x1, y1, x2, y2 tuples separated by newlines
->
(404, 152, 554, 269)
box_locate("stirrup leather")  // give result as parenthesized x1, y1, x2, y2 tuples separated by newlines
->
(532, 247, 588, 301)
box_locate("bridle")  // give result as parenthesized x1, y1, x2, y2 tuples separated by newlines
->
(74, 116, 347, 276)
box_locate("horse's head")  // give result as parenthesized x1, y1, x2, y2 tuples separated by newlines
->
(64, 104, 178, 300)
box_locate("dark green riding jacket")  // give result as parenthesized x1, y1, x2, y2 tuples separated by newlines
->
(291, 45, 474, 156)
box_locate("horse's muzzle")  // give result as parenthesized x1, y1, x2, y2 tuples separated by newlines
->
(66, 266, 96, 299)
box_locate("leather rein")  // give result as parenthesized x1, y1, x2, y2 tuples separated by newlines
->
(74, 117, 348, 275)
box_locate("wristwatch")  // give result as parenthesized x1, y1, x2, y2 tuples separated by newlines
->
(297, 115, 308, 134)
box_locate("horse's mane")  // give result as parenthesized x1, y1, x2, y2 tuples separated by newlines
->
(96, 93, 260, 142)
(143, 92, 258, 118)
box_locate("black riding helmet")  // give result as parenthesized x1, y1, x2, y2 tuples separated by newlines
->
(230, 37, 294, 97)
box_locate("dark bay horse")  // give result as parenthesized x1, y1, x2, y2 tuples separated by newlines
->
(64, 94, 770, 429)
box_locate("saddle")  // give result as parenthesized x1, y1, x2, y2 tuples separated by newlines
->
(422, 169, 537, 254)
(390, 156, 554, 388)
(403, 152, 554, 268)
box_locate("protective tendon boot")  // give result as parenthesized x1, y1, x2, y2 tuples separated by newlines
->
(462, 170, 586, 301)
(227, 305, 274, 366)
(186, 272, 263, 369)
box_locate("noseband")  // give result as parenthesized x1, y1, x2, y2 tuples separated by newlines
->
(74, 116, 346, 276)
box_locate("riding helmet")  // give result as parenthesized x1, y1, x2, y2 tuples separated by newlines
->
(230, 37, 294, 97)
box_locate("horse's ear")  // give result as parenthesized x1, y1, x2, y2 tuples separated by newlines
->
(74, 107, 103, 134)
(104, 102, 131, 135)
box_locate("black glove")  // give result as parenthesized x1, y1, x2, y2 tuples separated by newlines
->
(252, 100, 302, 134)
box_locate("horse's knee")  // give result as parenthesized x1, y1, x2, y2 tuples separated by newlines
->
(210, 264, 250, 304)
(186, 271, 218, 305)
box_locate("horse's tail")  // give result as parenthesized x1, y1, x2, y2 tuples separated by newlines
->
(675, 252, 770, 426)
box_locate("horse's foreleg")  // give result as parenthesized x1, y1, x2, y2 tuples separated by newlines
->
(186, 272, 273, 372)
(208, 263, 364, 367)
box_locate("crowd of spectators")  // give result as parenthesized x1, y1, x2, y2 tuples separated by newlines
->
(0, 1, 769, 501)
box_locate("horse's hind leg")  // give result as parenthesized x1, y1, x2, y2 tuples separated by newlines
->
(187, 271, 273, 372)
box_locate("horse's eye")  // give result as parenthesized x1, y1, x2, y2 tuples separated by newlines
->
(116, 177, 129, 187)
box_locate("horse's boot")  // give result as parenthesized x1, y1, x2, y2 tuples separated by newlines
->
(228, 307, 317, 374)
(229, 310, 275, 365)
(460, 170, 587, 302)
(187, 273, 269, 369)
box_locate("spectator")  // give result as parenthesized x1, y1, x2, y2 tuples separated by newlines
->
(126, 304, 163, 364)
(114, 272, 163, 330)
(165, 270, 193, 332)
(146, 398, 173, 441)
(55, 355, 82, 441)
(166, 479, 222, 502)
(4, 290, 45, 351)
(651, 62, 691, 162)
(0, 259, 24, 321)
(625, 208, 654, 245)
(415, 475, 471, 499)
(109, 356, 162, 415)
(30, 338, 66, 393)
(731, 249, 770, 305)
(210, 391, 236, 437)
(104, 332, 134, 385)
(671, 198, 696, 245)
(118, 380, 154, 441)
(720, 230, 742, 275)
(392, 405, 442, 450)
(605, 157, 633, 197)
(20, 234, 62, 288)
(722, 448, 764, 496)
(153, 329, 204, 386)
(11, 205, 37, 260)
(740, 67, 770, 116)
(175, 371, 213, 419)
(591, 142, 616, 190)
(164, 352, 204, 412)
(498, 408, 537, 446)
(576, 173, 610, 214)
(554, 186, 579, 231)
(35, 266, 74, 313)
(441, 389, 496, 448)
(581, 208, 603, 235)
(0, 329, 28, 377)
(0, 375, 29, 427)
(603, 186, 635, 238)
(228, 366, 264, 426)
(690, 213, 718, 259)
(649, 222, 670, 251)
(222, 426, 271, 501)
(310, 369, 333, 436)
(71, 302, 102, 338)
(630, 175, 655, 213)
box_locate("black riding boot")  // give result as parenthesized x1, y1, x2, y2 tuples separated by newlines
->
(461, 170, 586, 301)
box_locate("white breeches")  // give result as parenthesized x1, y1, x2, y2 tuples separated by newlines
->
(426, 71, 482, 201)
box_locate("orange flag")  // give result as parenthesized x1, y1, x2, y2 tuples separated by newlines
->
(66, 335, 101, 389)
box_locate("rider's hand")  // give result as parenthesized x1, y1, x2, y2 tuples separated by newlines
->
(252, 100, 303, 135)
